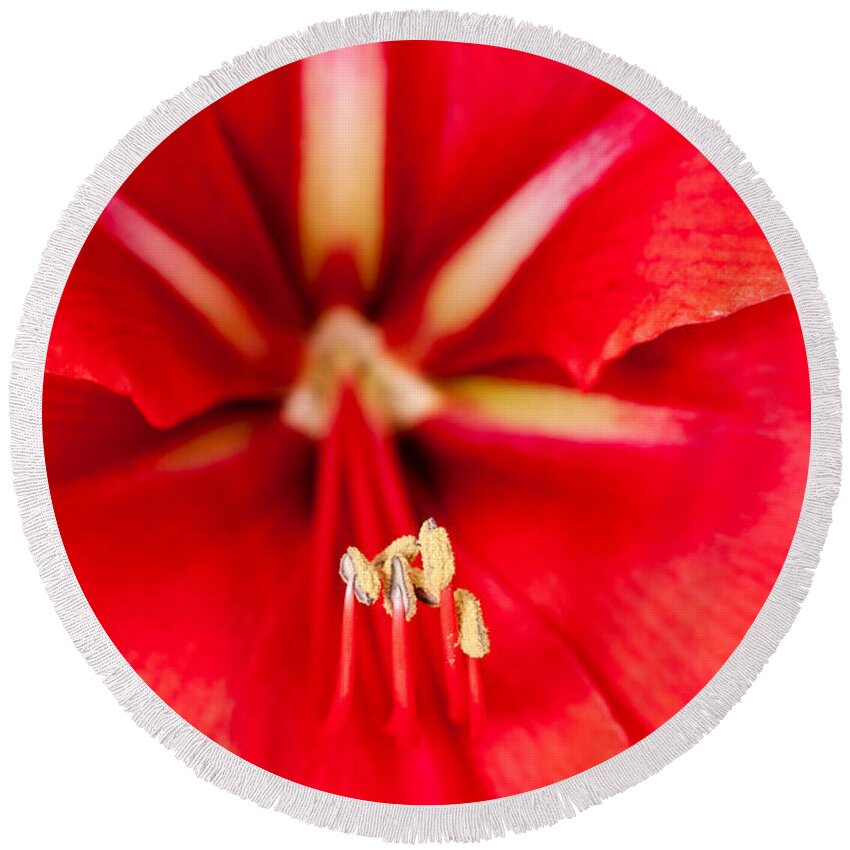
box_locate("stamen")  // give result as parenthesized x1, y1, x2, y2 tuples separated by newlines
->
(372, 534, 419, 567)
(334, 521, 491, 740)
(439, 586, 458, 667)
(440, 585, 466, 725)
(374, 541, 419, 619)
(339, 548, 381, 605)
(387, 554, 416, 620)
(467, 657, 484, 743)
(454, 589, 491, 658)
(327, 581, 357, 724)
(413, 517, 455, 605)
(454, 588, 489, 739)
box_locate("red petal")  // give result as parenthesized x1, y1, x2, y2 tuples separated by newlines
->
(43, 375, 161, 483)
(417, 127, 788, 387)
(403, 295, 809, 737)
(47, 408, 316, 753)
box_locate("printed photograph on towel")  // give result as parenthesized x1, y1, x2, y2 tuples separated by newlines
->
(43, 40, 810, 804)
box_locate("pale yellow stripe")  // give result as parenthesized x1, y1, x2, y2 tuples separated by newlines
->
(418, 103, 647, 346)
(441, 376, 690, 446)
(154, 420, 254, 471)
(299, 44, 386, 289)
(102, 196, 269, 361)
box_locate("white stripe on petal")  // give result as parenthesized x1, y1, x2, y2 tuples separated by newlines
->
(102, 196, 269, 361)
(299, 44, 386, 289)
(419, 102, 650, 346)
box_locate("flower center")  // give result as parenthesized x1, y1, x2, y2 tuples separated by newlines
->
(282, 305, 440, 438)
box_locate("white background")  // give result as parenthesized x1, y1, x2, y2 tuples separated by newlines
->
(1, 1, 848, 847)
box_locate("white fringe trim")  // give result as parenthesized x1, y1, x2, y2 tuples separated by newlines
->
(8, 9, 841, 843)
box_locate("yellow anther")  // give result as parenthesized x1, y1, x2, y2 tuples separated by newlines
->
(371, 535, 420, 619)
(339, 546, 381, 605)
(384, 554, 417, 620)
(454, 589, 490, 658)
(413, 517, 455, 605)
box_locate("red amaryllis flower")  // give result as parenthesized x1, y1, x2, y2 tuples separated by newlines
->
(43, 40, 810, 805)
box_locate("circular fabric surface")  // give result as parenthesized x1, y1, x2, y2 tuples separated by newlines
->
(41, 36, 810, 810)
